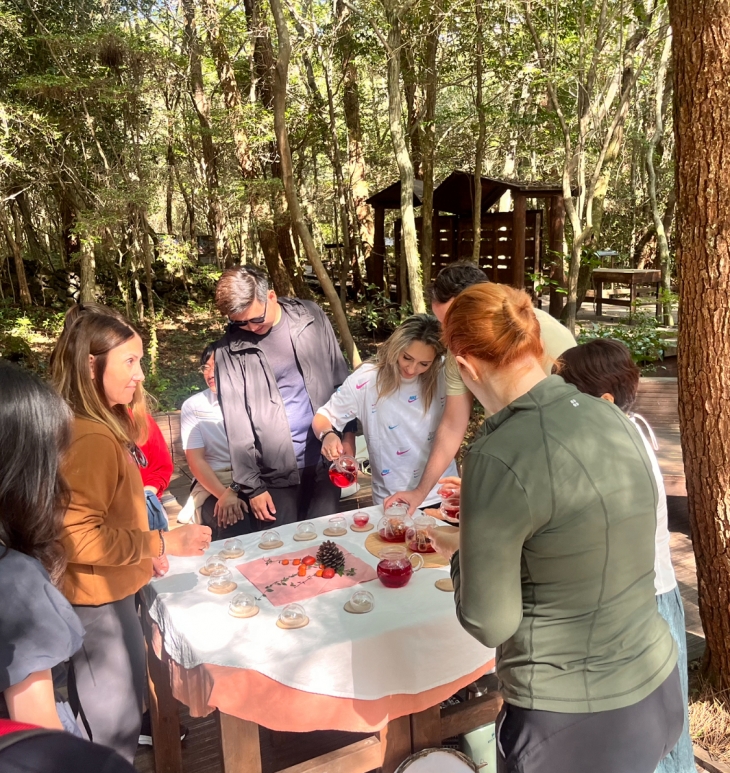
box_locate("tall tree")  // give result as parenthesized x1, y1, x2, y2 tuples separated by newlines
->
(669, 0, 730, 687)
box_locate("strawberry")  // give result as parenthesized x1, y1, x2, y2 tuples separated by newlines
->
(302, 556, 316, 566)
(281, 559, 289, 566)
(293, 558, 301, 566)
(322, 567, 335, 579)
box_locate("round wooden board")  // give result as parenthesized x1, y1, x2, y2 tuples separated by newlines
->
(208, 581, 237, 595)
(293, 533, 317, 541)
(364, 532, 448, 568)
(276, 615, 310, 629)
(229, 605, 260, 619)
(344, 599, 373, 614)
(219, 549, 244, 559)
(350, 523, 374, 533)
(323, 527, 347, 537)
(435, 578, 454, 592)
(259, 540, 284, 550)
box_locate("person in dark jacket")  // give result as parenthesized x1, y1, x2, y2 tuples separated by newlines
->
(214, 265, 356, 526)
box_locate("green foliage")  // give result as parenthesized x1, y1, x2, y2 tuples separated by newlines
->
(578, 312, 666, 366)
(358, 285, 412, 337)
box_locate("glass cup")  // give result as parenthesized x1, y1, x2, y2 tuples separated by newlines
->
(327, 515, 347, 535)
(278, 603, 307, 627)
(406, 514, 436, 553)
(296, 522, 317, 539)
(204, 554, 228, 576)
(440, 495, 461, 524)
(260, 530, 281, 547)
(377, 546, 424, 588)
(328, 455, 358, 488)
(229, 592, 258, 618)
(437, 482, 461, 500)
(349, 589, 374, 613)
(207, 568, 233, 591)
(221, 538, 244, 558)
(352, 511, 370, 528)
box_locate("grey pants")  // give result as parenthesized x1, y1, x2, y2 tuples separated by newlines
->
(264, 463, 342, 527)
(497, 665, 684, 773)
(68, 594, 146, 763)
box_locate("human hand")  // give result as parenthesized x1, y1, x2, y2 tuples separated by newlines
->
(152, 555, 169, 577)
(321, 432, 343, 462)
(164, 524, 212, 556)
(144, 485, 159, 495)
(249, 491, 277, 521)
(383, 488, 425, 516)
(214, 488, 246, 527)
(426, 525, 460, 561)
(437, 476, 462, 499)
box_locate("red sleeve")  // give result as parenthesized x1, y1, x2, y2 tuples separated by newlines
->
(139, 415, 174, 498)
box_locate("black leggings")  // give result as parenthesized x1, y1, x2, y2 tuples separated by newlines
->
(496, 666, 684, 773)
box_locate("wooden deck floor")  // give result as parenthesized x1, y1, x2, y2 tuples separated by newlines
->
(136, 377, 702, 772)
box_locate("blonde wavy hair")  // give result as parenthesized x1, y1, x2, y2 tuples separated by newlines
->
(50, 304, 148, 446)
(373, 314, 445, 413)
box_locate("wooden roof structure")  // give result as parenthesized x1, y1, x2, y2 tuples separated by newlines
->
(365, 179, 423, 208)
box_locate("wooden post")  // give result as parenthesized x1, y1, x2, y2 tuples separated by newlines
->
(512, 193, 526, 290)
(218, 712, 262, 773)
(371, 204, 386, 291)
(379, 715, 412, 773)
(548, 196, 566, 318)
(410, 705, 442, 754)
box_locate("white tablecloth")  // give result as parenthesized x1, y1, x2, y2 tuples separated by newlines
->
(142, 504, 494, 701)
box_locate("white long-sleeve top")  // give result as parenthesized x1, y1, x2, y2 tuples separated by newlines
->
(631, 415, 677, 595)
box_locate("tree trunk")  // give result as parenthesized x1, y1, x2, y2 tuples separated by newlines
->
(669, 0, 730, 687)
(79, 237, 96, 303)
(381, 2, 425, 314)
(400, 40, 423, 180)
(420, 0, 439, 288)
(0, 206, 31, 307)
(268, 0, 360, 367)
(472, 0, 486, 264)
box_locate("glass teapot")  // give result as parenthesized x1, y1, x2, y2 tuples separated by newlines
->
(377, 546, 424, 588)
(406, 514, 436, 554)
(377, 502, 413, 543)
(328, 455, 358, 488)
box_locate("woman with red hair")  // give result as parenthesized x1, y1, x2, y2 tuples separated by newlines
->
(428, 283, 682, 773)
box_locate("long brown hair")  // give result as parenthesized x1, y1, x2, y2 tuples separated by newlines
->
(373, 314, 445, 413)
(50, 306, 148, 445)
(443, 284, 543, 368)
(0, 361, 72, 585)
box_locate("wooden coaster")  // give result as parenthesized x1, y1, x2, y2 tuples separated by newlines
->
(293, 533, 317, 541)
(323, 527, 347, 537)
(199, 565, 214, 576)
(229, 605, 260, 619)
(350, 523, 374, 533)
(219, 549, 244, 559)
(435, 578, 454, 592)
(344, 599, 373, 614)
(364, 532, 448, 568)
(259, 540, 283, 550)
(208, 581, 237, 594)
(276, 615, 309, 629)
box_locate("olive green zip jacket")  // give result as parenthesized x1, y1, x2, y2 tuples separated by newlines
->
(451, 376, 677, 713)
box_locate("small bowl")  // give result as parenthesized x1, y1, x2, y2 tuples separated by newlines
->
(259, 530, 283, 550)
(220, 538, 244, 558)
(207, 568, 236, 594)
(352, 512, 370, 528)
(200, 554, 228, 576)
(324, 515, 347, 536)
(277, 602, 309, 629)
(346, 589, 374, 614)
(229, 592, 259, 618)
(293, 522, 317, 541)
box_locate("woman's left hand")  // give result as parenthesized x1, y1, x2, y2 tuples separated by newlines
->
(152, 555, 169, 577)
(426, 525, 460, 561)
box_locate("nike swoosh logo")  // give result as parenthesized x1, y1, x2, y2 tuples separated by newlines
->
(396, 449, 410, 456)
(388, 424, 399, 430)
(356, 381, 368, 390)
(408, 396, 417, 403)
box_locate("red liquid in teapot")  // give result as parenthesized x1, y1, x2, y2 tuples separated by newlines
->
(441, 503, 460, 521)
(379, 526, 406, 543)
(377, 561, 413, 588)
(329, 469, 356, 488)
(407, 537, 435, 554)
(353, 514, 370, 527)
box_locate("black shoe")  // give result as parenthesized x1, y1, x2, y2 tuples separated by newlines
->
(138, 710, 188, 746)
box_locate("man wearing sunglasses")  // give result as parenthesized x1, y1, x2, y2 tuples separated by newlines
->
(213, 265, 356, 526)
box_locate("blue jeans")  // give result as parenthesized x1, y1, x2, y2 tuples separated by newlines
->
(655, 585, 695, 773)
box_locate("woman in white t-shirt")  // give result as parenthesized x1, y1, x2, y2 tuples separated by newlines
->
(313, 314, 458, 505)
(179, 343, 251, 538)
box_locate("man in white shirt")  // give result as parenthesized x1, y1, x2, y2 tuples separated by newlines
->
(180, 343, 250, 539)
(384, 261, 576, 514)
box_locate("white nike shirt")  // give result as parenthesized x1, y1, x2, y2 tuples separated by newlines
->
(317, 362, 458, 505)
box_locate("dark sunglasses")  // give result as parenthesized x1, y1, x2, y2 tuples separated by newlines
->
(228, 298, 268, 329)
(129, 443, 148, 468)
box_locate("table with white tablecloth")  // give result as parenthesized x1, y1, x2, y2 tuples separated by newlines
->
(141, 505, 499, 773)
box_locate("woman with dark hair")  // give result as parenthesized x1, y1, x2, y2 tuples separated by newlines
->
(50, 306, 211, 762)
(558, 338, 694, 773)
(313, 314, 458, 505)
(179, 342, 251, 538)
(427, 284, 682, 773)
(0, 361, 84, 730)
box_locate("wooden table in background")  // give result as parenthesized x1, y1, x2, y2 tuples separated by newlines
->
(592, 268, 662, 319)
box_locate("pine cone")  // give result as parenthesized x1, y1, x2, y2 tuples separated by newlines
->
(316, 540, 345, 571)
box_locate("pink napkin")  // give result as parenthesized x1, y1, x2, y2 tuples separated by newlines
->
(235, 546, 377, 606)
